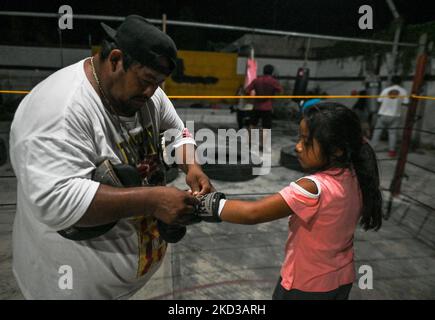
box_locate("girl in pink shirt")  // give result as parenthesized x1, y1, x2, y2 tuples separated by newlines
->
(196, 102, 383, 300)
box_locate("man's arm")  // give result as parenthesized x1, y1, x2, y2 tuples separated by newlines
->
(175, 143, 215, 196)
(156, 88, 214, 196)
(75, 184, 197, 227)
(176, 143, 197, 174)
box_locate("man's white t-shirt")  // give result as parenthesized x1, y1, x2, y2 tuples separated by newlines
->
(377, 84, 409, 117)
(9, 59, 195, 299)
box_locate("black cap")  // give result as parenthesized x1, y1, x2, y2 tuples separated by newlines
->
(101, 15, 177, 75)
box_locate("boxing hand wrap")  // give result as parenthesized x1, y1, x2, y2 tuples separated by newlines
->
(195, 192, 226, 223)
(157, 220, 186, 243)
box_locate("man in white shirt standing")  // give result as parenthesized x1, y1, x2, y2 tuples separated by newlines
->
(9, 15, 213, 299)
(371, 75, 409, 157)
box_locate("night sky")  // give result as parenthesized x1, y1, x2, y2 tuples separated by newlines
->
(1, 0, 434, 49)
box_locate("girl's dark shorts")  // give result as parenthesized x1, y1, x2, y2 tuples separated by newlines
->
(272, 277, 353, 300)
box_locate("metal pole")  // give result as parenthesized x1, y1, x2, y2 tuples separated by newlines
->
(386, 0, 402, 82)
(389, 21, 402, 81)
(386, 34, 428, 218)
(0, 11, 418, 48)
(161, 13, 167, 91)
(366, 54, 382, 129)
(58, 28, 64, 68)
(250, 46, 255, 60)
(162, 13, 167, 33)
(303, 38, 311, 67)
(386, 0, 400, 19)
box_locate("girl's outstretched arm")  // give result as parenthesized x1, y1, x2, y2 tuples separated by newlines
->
(194, 179, 318, 225)
(220, 178, 318, 224)
(220, 194, 293, 224)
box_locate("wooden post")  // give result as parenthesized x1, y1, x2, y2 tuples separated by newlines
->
(386, 34, 428, 218)
(413, 41, 433, 148)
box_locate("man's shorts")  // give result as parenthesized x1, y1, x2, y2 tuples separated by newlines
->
(251, 110, 272, 129)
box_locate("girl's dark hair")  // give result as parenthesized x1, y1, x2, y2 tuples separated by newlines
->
(99, 39, 137, 71)
(303, 102, 382, 231)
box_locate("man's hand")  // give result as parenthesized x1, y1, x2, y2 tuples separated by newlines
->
(185, 165, 215, 196)
(149, 186, 199, 224)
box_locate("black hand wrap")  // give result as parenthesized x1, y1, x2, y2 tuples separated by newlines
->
(58, 159, 189, 243)
(156, 220, 187, 243)
(194, 192, 226, 223)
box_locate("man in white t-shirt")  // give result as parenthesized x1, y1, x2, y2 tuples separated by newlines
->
(370, 75, 409, 157)
(9, 15, 213, 299)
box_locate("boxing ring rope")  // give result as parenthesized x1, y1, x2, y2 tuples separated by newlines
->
(0, 91, 430, 100)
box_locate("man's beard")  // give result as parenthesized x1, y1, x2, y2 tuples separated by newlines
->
(112, 97, 148, 117)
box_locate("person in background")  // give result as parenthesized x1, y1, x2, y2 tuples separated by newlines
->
(245, 64, 283, 151)
(351, 88, 371, 139)
(232, 85, 253, 129)
(370, 75, 409, 157)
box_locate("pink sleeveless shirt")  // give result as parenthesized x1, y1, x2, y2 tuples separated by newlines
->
(278, 168, 362, 292)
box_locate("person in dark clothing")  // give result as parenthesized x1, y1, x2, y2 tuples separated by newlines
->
(233, 85, 253, 129)
(351, 89, 371, 139)
(245, 64, 283, 151)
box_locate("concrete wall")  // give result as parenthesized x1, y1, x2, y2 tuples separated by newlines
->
(223, 34, 335, 58)
(0, 122, 11, 172)
(0, 45, 91, 106)
(0, 45, 91, 69)
(0, 69, 52, 100)
(237, 56, 318, 77)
